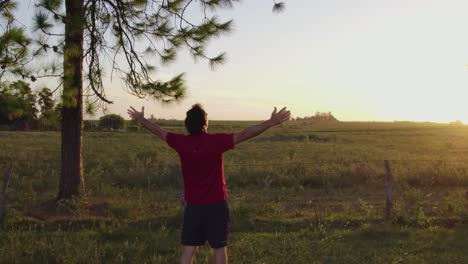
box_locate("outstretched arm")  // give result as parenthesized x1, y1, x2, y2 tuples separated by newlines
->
(127, 106, 168, 141)
(233, 107, 291, 145)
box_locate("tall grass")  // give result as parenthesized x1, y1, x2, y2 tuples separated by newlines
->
(1, 122, 468, 262)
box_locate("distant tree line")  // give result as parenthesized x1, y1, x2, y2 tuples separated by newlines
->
(0, 82, 133, 131)
(293, 112, 339, 124)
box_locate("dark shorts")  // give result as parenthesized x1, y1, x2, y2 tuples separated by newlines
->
(182, 200, 230, 249)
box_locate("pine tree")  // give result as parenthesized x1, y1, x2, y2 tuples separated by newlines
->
(2, 0, 285, 200)
(0, 0, 31, 81)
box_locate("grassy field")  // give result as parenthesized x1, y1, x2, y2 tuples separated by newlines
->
(0, 121, 467, 263)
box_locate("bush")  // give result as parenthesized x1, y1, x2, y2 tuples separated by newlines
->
(99, 114, 125, 130)
(84, 120, 99, 131)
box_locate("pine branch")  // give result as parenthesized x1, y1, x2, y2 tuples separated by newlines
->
(272, 1, 285, 13)
(0, 0, 11, 11)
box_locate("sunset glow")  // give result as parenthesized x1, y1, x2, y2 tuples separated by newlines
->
(18, 0, 468, 122)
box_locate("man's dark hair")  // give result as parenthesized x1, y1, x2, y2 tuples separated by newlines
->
(185, 104, 207, 135)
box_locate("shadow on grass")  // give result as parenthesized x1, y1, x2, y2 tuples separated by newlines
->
(5, 213, 467, 235)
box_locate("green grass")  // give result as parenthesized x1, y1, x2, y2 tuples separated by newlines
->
(0, 121, 468, 263)
(1, 223, 467, 263)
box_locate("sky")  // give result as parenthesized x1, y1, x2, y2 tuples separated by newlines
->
(15, 0, 468, 122)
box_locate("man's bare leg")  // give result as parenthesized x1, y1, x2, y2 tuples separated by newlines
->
(213, 247, 228, 264)
(180, 246, 197, 264)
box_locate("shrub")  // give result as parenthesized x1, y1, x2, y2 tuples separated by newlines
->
(99, 114, 125, 130)
(84, 120, 99, 131)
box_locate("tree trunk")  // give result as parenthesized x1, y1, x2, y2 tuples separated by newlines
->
(58, 0, 85, 200)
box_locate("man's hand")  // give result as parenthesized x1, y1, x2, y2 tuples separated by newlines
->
(234, 106, 291, 145)
(269, 106, 291, 126)
(127, 106, 145, 122)
(127, 106, 168, 141)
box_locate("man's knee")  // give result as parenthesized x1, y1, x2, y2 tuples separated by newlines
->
(213, 247, 227, 264)
(181, 246, 197, 264)
(182, 246, 197, 255)
(214, 246, 226, 253)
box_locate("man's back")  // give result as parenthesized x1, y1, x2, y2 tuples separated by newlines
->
(166, 132, 235, 205)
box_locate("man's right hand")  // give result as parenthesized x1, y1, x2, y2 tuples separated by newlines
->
(269, 107, 291, 126)
(127, 106, 145, 122)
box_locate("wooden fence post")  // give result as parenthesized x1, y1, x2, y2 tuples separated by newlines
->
(0, 163, 13, 224)
(384, 160, 393, 220)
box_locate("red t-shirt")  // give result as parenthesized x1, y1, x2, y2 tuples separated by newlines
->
(166, 132, 235, 205)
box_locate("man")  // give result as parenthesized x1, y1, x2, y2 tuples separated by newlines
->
(127, 104, 291, 264)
